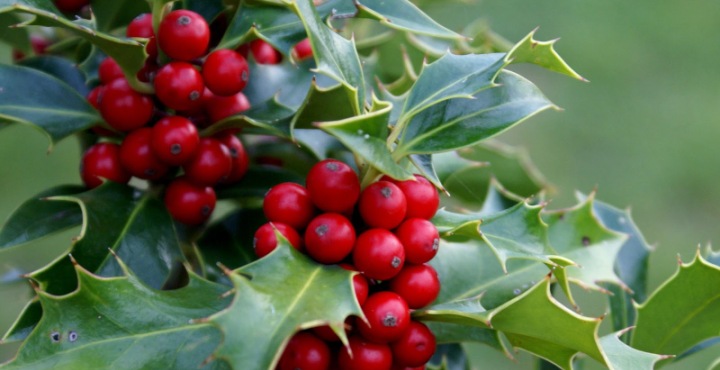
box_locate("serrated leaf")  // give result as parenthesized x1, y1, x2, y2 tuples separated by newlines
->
(201, 97, 296, 138)
(30, 182, 186, 295)
(355, 0, 461, 39)
(243, 58, 315, 108)
(705, 245, 720, 267)
(0, 64, 98, 149)
(506, 28, 586, 81)
(600, 330, 671, 370)
(0, 12, 29, 52)
(197, 208, 265, 278)
(319, 98, 413, 181)
(208, 242, 362, 369)
(0, 185, 84, 250)
(218, 3, 308, 53)
(0, 263, 231, 369)
(293, 129, 346, 161)
(631, 253, 720, 356)
(91, 0, 148, 32)
(291, 80, 360, 131)
(2, 299, 41, 343)
(215, 166, 304, 200)
(18, 56, 89, 96)
(395, 70, 557, 157)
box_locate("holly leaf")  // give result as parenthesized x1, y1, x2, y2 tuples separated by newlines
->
(631, 252, 720, 356)
(355, 0, 461, 40)
(0, 64, 99, 149)
(30, 182, 186, 295)
(215, 166, 304, 200)
(201, 97, 296, 138)
(18, 56, 89, 96)
(506, 28, 586, 81)
(705, 245, 720, 267)
(218, 3, 308, 54)
(2, 299, 41, 343)
(0, 261, 231, 370)
(242, 59, 315, 109)
(182, 0, 224, 23)
(0, 12, 29, 52)
(427, 344, 472, 370)
(208, 241, 362, 369)
(599, 330, 672, 370)
(0, 185, 84, 250)
(291, 79, 360, 131)
(91, 0, 148, 33)
(197, 208, 265, 278)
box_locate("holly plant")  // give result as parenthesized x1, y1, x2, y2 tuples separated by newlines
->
(1, 0, 719, 369)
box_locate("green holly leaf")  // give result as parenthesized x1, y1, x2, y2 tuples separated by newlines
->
(506, 28, 586, 81)
(599, 330, 672, 370)
(0, 185, 84, 250)
(0, 12, 29, 52)
(631, 253, 720, 356)
(0, 262, 231, 370)
(218, 3, 308, 53)
(291, 79, 360, 131)
(182, 0, 224, 23)
(428, 344, 472, 370)
(0, 64, 98, 150)
(91, 0, 148, 33)
(208, 241, 362, 369)
(30, 182, 186, 295)
(2, 299, 41, 343)
(355, 0, 461, 40)
(197, 208, 265, 277)
(705, 245, 720, 267)
(710, 357, 720, 370)
(215, 166, 304, 200)
(243, 59, 315, 109)
(201, 97, 296, 138)
(18, 56, 89, 96)
(394, 70, 557, 157)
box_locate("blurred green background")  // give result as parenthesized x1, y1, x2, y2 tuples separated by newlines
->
(1, 0, 719, 368)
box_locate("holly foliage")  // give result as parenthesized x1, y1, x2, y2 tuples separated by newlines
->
(0, 0, 718, 369)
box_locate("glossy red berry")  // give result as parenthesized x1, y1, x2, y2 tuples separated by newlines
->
(87, 86, 104, 110)
(183, 138, 232, 186)
(204, 91, 250, 123)
(383, 175, 439, 220)
(80, 143, 130, 189)
(202, 49, 249, 96)
(357, 292, 410, 344)
(100, 78, 154, 131)
(151, 116, 199, 166)
(126, 13, 154, 38)
(292, 38, 313, 61)
(164, 177, 216, 225)
(154, 61, 205, 111)
(389, 264, 440, 309)
(340, 264, 370, 306)
(359, 181, 407, 229)
(394, 218, 440, 264)
(304, 213, 356, 264)
(263, 182, 315, 230)
(305, 159, 360, 213)
(390, 321, 436, 368)
(338, 336, 393, 370)
(278, 332, 331, 370)
(119, 127, 169, 180)
(250, 39, 281, 64)
(158, 10, 209, 61)
(215, 132, 249, 183)
(353, 229, 405, 281)
(98, 57, 123, 84)
(53, 0, 88, 13)
(253, 222, 302, 258)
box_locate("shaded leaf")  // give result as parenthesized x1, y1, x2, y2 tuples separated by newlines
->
(291, 80, 359, 131)
(427, 343, 472, 370)
(183, 0, 224, 23)
(0, 185, 84, 250)
(18, 56, 89, 96)
(293, 128, 346, 161)
(0, 263, 231, 369)
(215, 166, 304, 200)
(209, 241, 362, 369)
(0, 64, 99, 148)
(600, 330, 671, 370)
(506, 28, 586, 81)
(2, 299, 41, 343)
(355, 0, 461, 39)
(0, 12, 29, 52)
(631, 253, 720, 356)
(705, 245, 720, 267)
(201, 97, 295, 138)
(91, 0, 148, 33)
(242, 59, 315, 108)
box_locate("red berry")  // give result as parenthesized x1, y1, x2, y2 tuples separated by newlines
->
(158, 10, 209, 61)
(87, 86, 104, 110)
(394, 218, 440, 264)
(359, 181, 407, 229)
(353, 229, 405, 281)
(204, 91, 250, 123)
(338, 336, 393, 370)
(263, 182, 315, 230)
(183, 138, 232, 186)
(98, 57, 123, 84)
(340, 264, 370, 306)
(119, 128, 169, 181)
(253, 222, 302, 258)
(278, 332, 331, 370)
(202, 49, 249, 96)
(305, 159, 360, 213)
(100, 78, 154, 131)
(357, 292, 410, 344)
(53, 0, 88, 13)
(137, 60, 159, 83)
(126, 13, 154, 38)
(215, 132, 249, 183)
(80, 143, 130, 189)
(383, 175, 439, 220)
(154, 61, 205, 111)
(250, 39, 281, 64)
(390, 321, 436, 368)
(164, 177, 216, 225)
(389, 264, 440, 309)
(304, 213, 356, 264)
(150, 116, 199, 166)
(292, 38, 313, 61)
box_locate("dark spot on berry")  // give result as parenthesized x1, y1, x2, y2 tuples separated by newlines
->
(178, 16, 191, 26)
(189, 90, 200, 101)
(581, 236, 590, 246)
(144, 168, 156, 176)
(50, 332, 60, 342)
(432, 238, 440, 251)
(391, 256, 401, 268)
(241, 70, 249, 82)
(68, 331, 78, 342)
(170, 143, 182, 155)
(382, 313, 398, 327)
(252, 237, 258, 249)
(315, 224, 329, 237)
(325, 162, 339, 172)
(380, 186, 392, 198)
(229, 148, 238, 158)
(201, 205, 211, 216)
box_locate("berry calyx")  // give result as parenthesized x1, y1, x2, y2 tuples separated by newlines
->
(357, 291, 410, 344)
(390, 321, 436, 368)
(394, 218, 440, 265)
(158, 10, 209, 61)
(80, 143, 130, 189)
(164, 177, 216, 225)
(353, 229, 405, 281)
(305, 159, 360, 213)
(358, 181, 407, 229)
(253, 222, 303, 258)
(388, 264, 440, 309)
(338, 336, 393, 370)
(202, 49, 249, 96)
(304, 213, 356, 264)
(277, 332, 331, 370)
(119, 127, 169, 180)
(183, 138, 232, 186)
(263, 182, 315, 230)
(100, 78, 154, 131)
(151, 116, 199, 166)
(153, 61, 205, 111)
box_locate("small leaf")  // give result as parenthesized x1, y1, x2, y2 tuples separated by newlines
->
(0, 263, 231, 369)
(506, 28, 586, 81)
(0, 64, 99, 149)
(0, 185, 84, 249)
(18, 56, 89, 96)
(291, 80, 360, 131)
(631, 253, 720, 356)
(599, 330, 671, 370)
(355, 0, 461, 40)
(209, 242, 362, 369)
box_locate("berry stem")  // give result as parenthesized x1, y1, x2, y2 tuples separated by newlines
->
(360, 166, 381, 189)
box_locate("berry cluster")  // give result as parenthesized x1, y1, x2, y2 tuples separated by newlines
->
(257, 159, 442, 369)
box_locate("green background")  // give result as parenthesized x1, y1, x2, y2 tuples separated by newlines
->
(1, 0, 719, 368)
